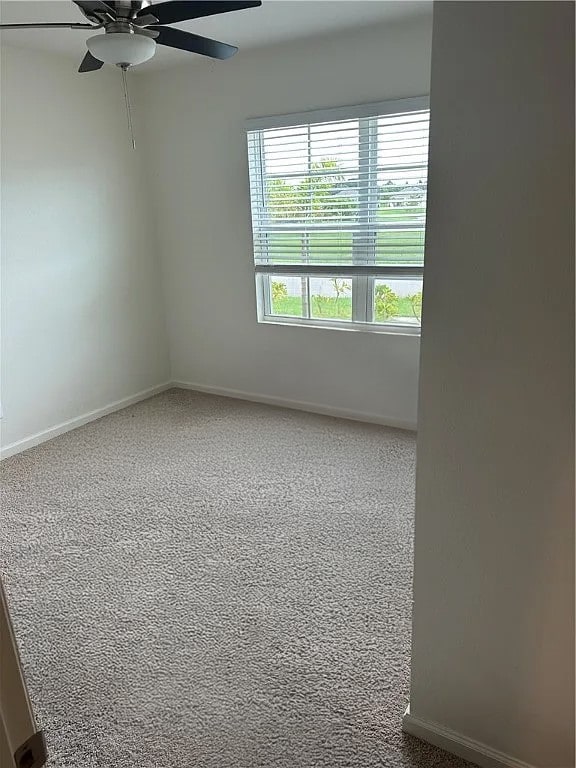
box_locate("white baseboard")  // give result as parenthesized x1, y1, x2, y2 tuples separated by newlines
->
(0, 379, 415, 460)
(0, 382, 172, 460)
(402, 706, 537, 768)
(172, 380, 417, 431)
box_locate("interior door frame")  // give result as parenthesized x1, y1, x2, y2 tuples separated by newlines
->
(0, 578, 47, 768)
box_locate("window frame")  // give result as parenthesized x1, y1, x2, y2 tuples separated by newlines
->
(246, 96, 429, 334)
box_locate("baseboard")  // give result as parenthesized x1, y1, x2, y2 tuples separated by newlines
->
(172, 380, 417, 431)
(402, 706, 537, 768)
(0, 379, 416, 460)
(0, 382, 172, 460)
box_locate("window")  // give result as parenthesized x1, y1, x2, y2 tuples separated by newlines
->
(246, 97, 429, 333)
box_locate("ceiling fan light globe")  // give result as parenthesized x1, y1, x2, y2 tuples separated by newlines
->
(87, 32, 156, 67)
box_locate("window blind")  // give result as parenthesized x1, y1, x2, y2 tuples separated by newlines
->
(247, 99, 430, 274)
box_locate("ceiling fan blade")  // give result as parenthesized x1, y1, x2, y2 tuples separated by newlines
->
(78, 50, 104, 72)
(151, 26, 238, 59)
(132, 13, 159, 26)
(0, 22, 94, 29)
(139, 1, 261, 26)
(73, 0, 117, 22)
(136, 26, 160, 38)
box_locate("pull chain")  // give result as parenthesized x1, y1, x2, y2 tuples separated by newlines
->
(120, 64, 136, 150)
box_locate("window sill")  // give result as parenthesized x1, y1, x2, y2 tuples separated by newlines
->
(258, 315, 421, 337)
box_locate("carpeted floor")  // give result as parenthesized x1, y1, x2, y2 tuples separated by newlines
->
(1, 389, 471, 768)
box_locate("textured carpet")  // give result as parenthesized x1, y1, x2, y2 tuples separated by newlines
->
(1, 389, 471, 768)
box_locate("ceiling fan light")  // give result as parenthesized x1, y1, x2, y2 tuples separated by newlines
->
(87, 32, 156, 67)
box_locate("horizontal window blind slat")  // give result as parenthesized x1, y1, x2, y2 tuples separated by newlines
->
(250, 221, 428, 232)
(256, 161, 427, 176)
(251, 199, 426, 207)
(250, 204, 427, 213)
(255, 264, 424, 277)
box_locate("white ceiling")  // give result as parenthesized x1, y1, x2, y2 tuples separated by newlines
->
(0, 0, 432, 71)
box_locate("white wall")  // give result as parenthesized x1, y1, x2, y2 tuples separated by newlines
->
(0, 46, 170, 449)
(137, 14, 433, 428)
(409, 3, 574, 766)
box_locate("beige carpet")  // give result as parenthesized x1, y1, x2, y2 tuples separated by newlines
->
(1, 389, 471, 768)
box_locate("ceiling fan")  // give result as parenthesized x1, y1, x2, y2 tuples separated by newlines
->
(0, 0, 262, 71)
